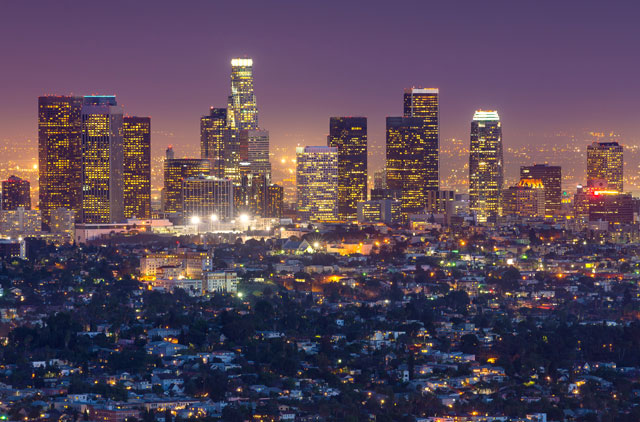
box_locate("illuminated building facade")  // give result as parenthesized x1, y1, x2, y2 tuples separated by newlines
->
(2, 176, 31, 210)
(469, 110, 503, 223)
(574, 180, 632, 225)
(223, 128, 241, 181)
(426, 190, 455, 215)
(123, 116, 151, 219)
(296, 146, 338, 222)
(228, 58, 258, 130)
(520, 164, 561, 214)
(386, 117, 432, 221)
(328, 117, 367, 220)
(357, 199, 400, 225)
(587, 141, 623, 192)
(50, 207, 76, 239)
(163, 149, 210, 216)
(38, 95, 83, 229)
(239, 129, 271, 178)
(235, 173, 269, 216)
(502, 178, 545, 218)
(266, 184, 284, 218)
(403, 87, 439, 192)
(200, 107, 227, 177)
(374, 169, 387, 190)
(81, 96, 124, 224)
(0, 207, 41, 236)
(182, 176, 234, 222)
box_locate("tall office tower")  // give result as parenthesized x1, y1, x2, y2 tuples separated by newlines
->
(469, 110, 504, 223)
(235, 173, 269, 216)
(228, 58, 258, 130)
(373, 169, 387, 190)
(239, 129, 271, 178)
(80, 96, 124, 224)
(328, 117, 367, 220)
(520, 164, 561, 215)
(2, 176, 31, 210)
(163, 150, 210, 216)
(386, 117, 433, 221)
(296, 146, 338, 222)
(266, 184, 284, 218)
(182, 176, 234, 222)
(123, 116, 151, 219)
(402, 87, 439, 191)
(587, 141, 623, 192)
(38, 95, 83, 229)
(200, 108, 227, 177)
(222, 128, 241, 181)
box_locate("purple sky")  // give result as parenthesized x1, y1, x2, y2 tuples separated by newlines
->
(1, 0, 639, 168)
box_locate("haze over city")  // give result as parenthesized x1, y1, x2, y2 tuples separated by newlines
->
(1, 0, 639, 172)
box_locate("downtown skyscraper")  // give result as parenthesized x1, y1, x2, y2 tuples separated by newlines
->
(200, 107, 227, 178)
(239, 129, 271, 178)
(386, 88, 439, 222)
(80, 96, 124, 224)
(328, 117, 367, 221)
(163, 147, 210, 217)
(228, 58, 258, 130)
(201, 58, 268, 184)
(2, 176, 31, 211)
(123, 116, 151, 219)
(38, 96, 83, 229)
(587, 141, 623, 192)
(402, 87, 439, 192)
(520, 164, 561, 214)
(296, 146, 338, 222)
(469, 110, 503, 223)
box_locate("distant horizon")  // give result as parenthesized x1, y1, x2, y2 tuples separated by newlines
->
(1, 1, 638, 153)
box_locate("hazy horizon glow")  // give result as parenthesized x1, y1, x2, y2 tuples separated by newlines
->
(1, 0, 639, 176)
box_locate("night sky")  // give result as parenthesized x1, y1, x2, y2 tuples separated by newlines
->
(1, 0, 639, 168)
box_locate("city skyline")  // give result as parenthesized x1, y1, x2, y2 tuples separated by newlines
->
(1, 0, 639, 175)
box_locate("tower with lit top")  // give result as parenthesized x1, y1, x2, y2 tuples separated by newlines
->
(469, 110, 503, 223)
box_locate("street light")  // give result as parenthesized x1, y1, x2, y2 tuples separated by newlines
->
(210, 214, 218, 222)
(239, 213, 250, 231)
(190, 216, 200, 234)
